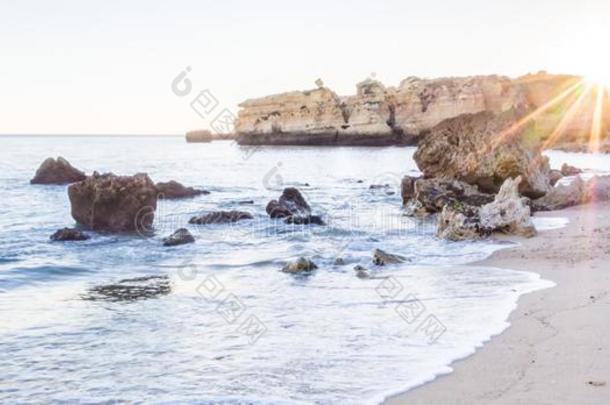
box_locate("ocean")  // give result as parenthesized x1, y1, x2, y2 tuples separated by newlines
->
(1, 136, 603, 404)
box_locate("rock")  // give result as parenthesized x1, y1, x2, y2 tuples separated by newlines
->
(369, 184, 390, 189)
(414, 111, 552, 198)
(30, 157, 86, 185)
(155, 180, 209, 199)
(334, 257, 346, 266)
(281, 257, 318, 274)
(549, 169, 563, 186)
(185, 130, 213, 143)
(373, 249, 406, 265)
(266, 188, 311, 218)
(68, 172, 157, 233)
(354, 265, 370, 278)
(532, 177, 586, 211)
(402, 176, 495, 216)
(437, 204, 484, 241)
(284, 215, 326, 225)
(533, 175, 610, 211)
(50, 227, 90, 241)
(189, 211, 253, 225)
(479, 176, 536, 237)
(236, 200, 254, 205)
(185, 130, 236, 142)
(437, 177, 536, 240)
(162, 228, 195, 246)
(560, 163, 582, 176)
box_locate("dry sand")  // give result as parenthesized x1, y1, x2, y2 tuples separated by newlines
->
(386, 202, 610, 405)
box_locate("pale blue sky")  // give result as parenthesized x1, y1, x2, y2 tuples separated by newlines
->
(1, 0, 608, 134)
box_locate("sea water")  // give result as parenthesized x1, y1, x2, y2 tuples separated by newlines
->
(1, 136, 599, 404)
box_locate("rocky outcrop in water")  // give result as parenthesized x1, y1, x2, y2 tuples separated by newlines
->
(189, 210, 253, 224)
(156, 180, 209, 199)
(266, 188, 311, 218)
(31, 157, 86, 185)
(402, 176, 495, 216)
(437, 177, 536, 240)
(68, 172, 158, 233)
(373, 249, 406, 265)
(162, 228, 195, 246)
(185, 130, 213, 143)
(281, 257, 318, 274)
(50, 227, 90, 241)
(284, 215, 325, 225)
(414, 111, 552, 198)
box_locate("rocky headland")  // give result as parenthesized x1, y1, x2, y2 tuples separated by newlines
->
(234, 72, 609, 148)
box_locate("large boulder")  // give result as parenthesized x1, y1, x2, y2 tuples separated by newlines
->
(414, 111, 552, 198)
(266, 188, 311, 218)
(30, 157, 86, 185)
(155, 180, 209, 199)
(437, 177, 536, 240)
(402, 176, 495, 216)
(68, 172, 158, 233)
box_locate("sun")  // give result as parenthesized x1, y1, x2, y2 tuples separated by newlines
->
(582, 62, 610, 89)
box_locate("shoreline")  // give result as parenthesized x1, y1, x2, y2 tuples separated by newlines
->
(385, 202, 610, 404)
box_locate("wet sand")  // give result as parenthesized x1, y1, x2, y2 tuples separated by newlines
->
(386, 202, 610, 404)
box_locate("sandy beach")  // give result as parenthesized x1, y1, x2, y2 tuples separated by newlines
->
(387, 202, 610, 404)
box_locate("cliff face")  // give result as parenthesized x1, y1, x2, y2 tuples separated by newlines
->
(234, 73, 609, 147)
(235, 75, 529, 145)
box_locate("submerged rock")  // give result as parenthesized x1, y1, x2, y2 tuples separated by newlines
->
(354, 265, 370, 278)
(284, 215, 326, 225)
(189, 210, 253, 224)
(373, 249, 406, 265)
(30, 157, 86, 185)
(266, 188, 311, 218)
(334, 257, 346, 266)
(162, 228, 195, 246)
(156, 180, 209, 199)
(83, 275, 171, 302)
(281, 257, 318, 274)
(68, 172, 158, 233)
(50, 227, 90, 241)
(414, 111, 551, 198)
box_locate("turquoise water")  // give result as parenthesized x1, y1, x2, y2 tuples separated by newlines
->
(0, 136, 571, 404)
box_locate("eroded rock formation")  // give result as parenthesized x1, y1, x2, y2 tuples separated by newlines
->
(68, 172, 158, 233)
(414, 111, 551, 198)
(437, 176, 536, 240)
(31, 157, 86, 185)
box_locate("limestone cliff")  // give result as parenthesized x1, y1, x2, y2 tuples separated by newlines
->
(234, 72, 609, 147)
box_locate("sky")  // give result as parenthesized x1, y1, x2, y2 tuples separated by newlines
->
(1, 0, 609, 134)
